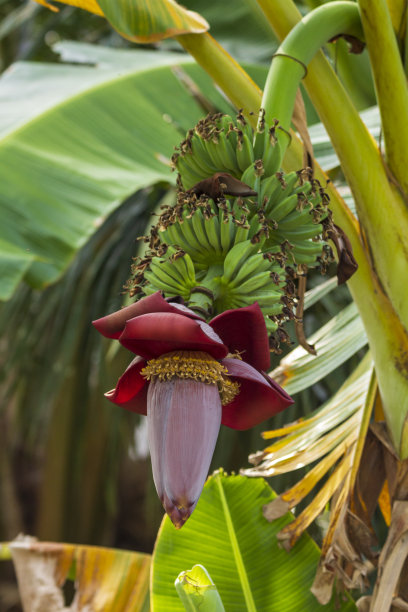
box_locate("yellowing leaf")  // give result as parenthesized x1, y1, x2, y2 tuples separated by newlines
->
(32, 0, 103, 15)
(10, 536, 150, 612)
(32, 0, 209, 42)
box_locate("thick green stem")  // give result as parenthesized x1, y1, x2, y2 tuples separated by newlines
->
(177, 33, 262, 117)
(257, 0, 408, 456)
(258, 0, 408, 334)
(261, 2, 364, 143)
(358, 0, 408, 195)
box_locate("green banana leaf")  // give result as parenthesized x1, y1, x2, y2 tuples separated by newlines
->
(0, 43, 266, 300)
(151, 471, 357, 611)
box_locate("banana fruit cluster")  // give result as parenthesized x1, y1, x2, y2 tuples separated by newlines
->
(128, 111, 331, 343)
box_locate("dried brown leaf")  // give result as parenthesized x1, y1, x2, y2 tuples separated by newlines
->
(371, 501, 408, 612)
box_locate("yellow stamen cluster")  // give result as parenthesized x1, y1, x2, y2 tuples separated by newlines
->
(141, 350, 240, 406)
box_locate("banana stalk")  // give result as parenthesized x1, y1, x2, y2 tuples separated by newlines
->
(358, 0, 408, 195)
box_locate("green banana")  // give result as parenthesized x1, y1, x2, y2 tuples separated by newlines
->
(190, 135, 220, 174)
(179, 252, 197, 285)
(164, 252, 196, 287)
(282, 224, 323, 240)
(149, 259, 188, 293)
(217, 131, 240, 174)
(222, 239, 259, 282)
(268, 194, 298, 222)
(219, 210, 234, 253)
(231, 271, 274, 295)
(226, 252, 271, 288)
(265, 318, 279, 333)
(291, 252, 323, 265)
(281, 171, 301, 193)
(253, 126, 266, 160)
(240, 164, 257, 190)
(190, 209, 213, 253)
(232, 223, 250, 245)
(201, 136, 227, 172)
(175, 156, 203, 191)
(178, 211, 203, 252)
(276, 207, 314, 229)
(144, 270, 188, 298)
(204, 214, 222, 253)
(236, 132, 255, 172)
(260, 175, 283, 204)
(262, 136, 281, 176)
(290, 240, 325, 255)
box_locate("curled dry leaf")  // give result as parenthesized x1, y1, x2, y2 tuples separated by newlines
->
(371, 501, 408, 611)
(9, 535, 151, 612)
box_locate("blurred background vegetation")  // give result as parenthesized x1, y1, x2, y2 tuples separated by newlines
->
(0, 1, 374, 609)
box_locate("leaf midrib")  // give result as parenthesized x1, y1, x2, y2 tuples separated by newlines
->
(216, 475, 256, 612)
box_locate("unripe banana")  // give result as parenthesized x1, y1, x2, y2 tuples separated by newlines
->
(262, 130, 282, 176)
(290, 240, 324, 255)
(144, 270, 188, 298)
(233, 223, 250, 246)
(217, 131, 241, 174)
(190, 135, 220, 174)
(204, 215, 222, 253)
(178, 211, 204, 252)
(236, 132, 255, 172)
(265, 318, 279, 333)
(223, 239, 259, 282)
(219, 210, 234, 253)
(240, 164, 257, 190)
(190, 208, 213, 253)
(201, 136, 228, 172)
(230, 270, 272, 294)
(276, 207, 314, 230)
(268, 194, 298, 222)
(180, 252, 197, 285)
(253, 127, 266, 160)
(291, 252, 323, 265)
(282, 224, 323, 241)
(149, 259, 188, 293)
(176, 156, 203, 191)
(226, 252, 271, 288)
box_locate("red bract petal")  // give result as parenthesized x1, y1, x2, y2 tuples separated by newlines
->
(92, 292, 201, 339)
(148, 378, 222, 528)
(104, 357, 148, 414)
(119, 313, 228, 360)
(210, 303, 271, 371)
(220, 358, 293, 430)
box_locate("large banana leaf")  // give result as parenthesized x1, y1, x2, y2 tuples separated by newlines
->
(0, 44, 266, 300)
(151, 471, 357, 611)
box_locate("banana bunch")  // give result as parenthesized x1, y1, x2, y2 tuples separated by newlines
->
(173, 111, 282, 191)
(258, 171, 329, 268)
(127, 109, 333, 348)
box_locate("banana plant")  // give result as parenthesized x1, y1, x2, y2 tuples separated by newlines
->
(5, 0, 408, 609)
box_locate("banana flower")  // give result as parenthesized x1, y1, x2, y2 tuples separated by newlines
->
(93, 292, 292, 527)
